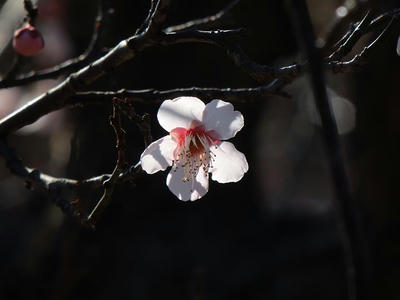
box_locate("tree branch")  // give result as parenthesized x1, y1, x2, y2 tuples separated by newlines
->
(0, 0, 171, 136)
(0, 4, 397, 137)
(0, 138, 110, 220)
(71, 84, 287, 106)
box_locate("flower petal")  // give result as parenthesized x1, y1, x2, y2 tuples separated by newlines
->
(157, 97, 205, 132)
(140, 136, 176, 174)
(166, 167, 209, 201)
(202, 99, 244, 140)
(210, 141, 248, 183)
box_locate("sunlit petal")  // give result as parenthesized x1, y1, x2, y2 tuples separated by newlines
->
(157, 97, 205, 132)
(202, 99, 244, 140)
(166, 167, 209, 201)
(210, 141, 248, 183)
(140, 136, 176, 174)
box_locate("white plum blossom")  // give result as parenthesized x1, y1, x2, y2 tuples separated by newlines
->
(140, 96, 248, 201)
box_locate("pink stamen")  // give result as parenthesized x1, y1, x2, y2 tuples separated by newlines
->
(170, 125, 220, 182)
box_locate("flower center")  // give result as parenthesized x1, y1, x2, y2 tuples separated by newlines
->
(170, 125, 220, 182)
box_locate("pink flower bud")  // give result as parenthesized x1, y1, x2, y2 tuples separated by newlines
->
(13, 25, 45, 56)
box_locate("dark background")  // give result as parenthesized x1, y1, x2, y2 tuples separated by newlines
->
(0, 0, 399, 299)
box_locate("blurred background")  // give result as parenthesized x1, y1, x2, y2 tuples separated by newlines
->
(0, 0, 399, 299)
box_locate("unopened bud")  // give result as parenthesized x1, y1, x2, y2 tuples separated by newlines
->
(13, 25, 44, 56)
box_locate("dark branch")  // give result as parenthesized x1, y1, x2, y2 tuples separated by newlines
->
(0, 0, 172, 136)
(23, 0, 38, 25)
(71, 84, 288, 106)
(0, 138, 110, 220)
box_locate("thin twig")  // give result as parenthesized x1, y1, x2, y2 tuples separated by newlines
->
(86, 99, 128, 227)
(368, 8, 400, 31)
(164, 0, 239, 33)
(322, 1, 368, 52)
(143, 0, 171, 37)
(23, 0, 38, 25)
(326, 7, 400, 57)
(135, 0, 158, 35)
(328, 11, 374, 61)
(116, 98, 153, 146)
(327, 16, 397, 73)
(344, 17, 396, 63)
